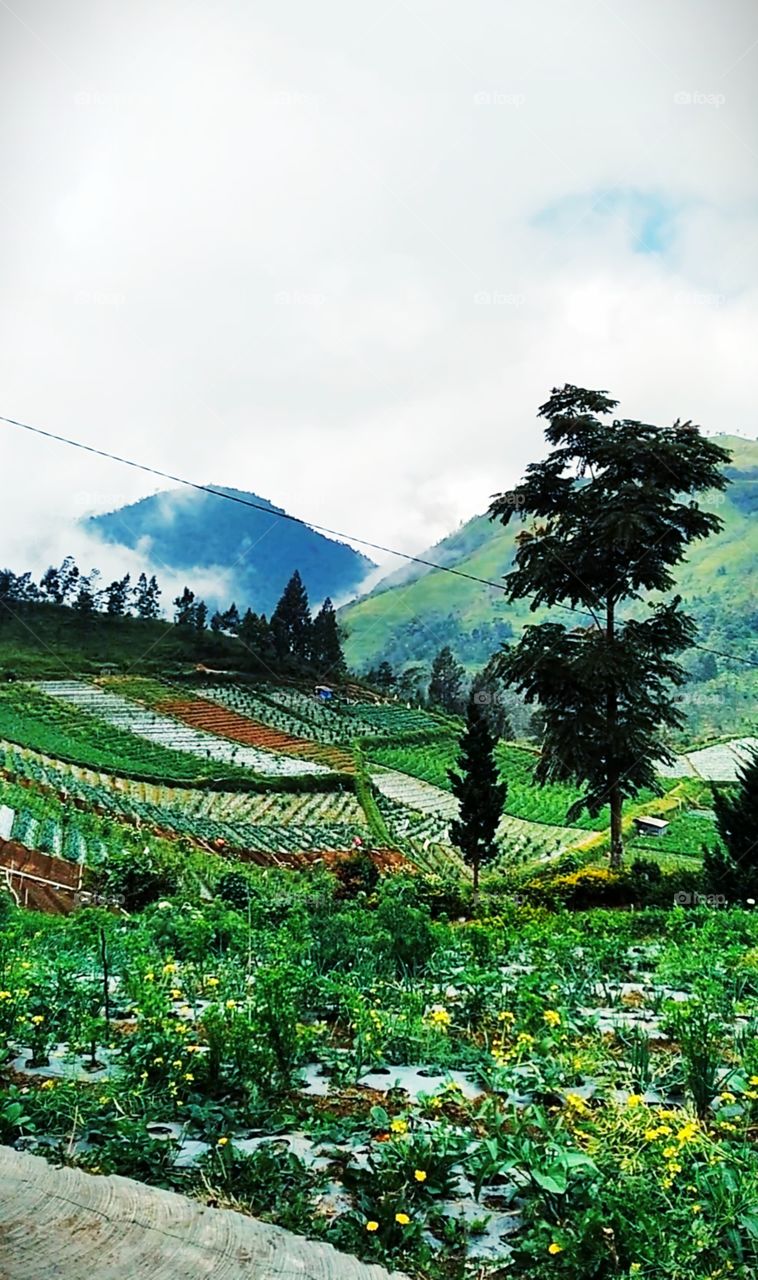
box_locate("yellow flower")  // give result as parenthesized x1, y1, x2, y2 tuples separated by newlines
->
(172, 1059, 182, 1068)
(40, 1079, 55, 1090)
(719, 1091, 736, 1105)
(0, 991, 12, 1000)
(395, 1212, 410, 1225)
(390, 1118, 408, 1134)
(627, 1094, 643, 1108)
(30, 1015, 44, 1025)
(414, 1169, 427, 1182)
(498, 1010, 515, 1023)
(692, 1204, 702, 1214)
(225, 999, 237, 1010)
(205, 977, 219, 987)
(548, 1242, 563, 1254)
(163, 962, 178, 975)
(365, 1220, 379, 1232)
(170, 988, 182, 999)
(184, 1072, 194, 1082)
(543, 1010, 561, 1027)
(216, 1136, 229, 1146)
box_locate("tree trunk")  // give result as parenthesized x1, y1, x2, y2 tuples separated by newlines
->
(609, 782, 624, 870)
(606, 598, 624, 869)
(472, 855, 479, 897)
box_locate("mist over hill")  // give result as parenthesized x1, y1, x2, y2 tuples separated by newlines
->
(86, 485, 376, 615)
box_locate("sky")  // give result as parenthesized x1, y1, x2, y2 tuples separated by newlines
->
(0, 0, 756, 594)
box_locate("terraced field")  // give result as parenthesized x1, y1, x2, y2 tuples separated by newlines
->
(205, 683, 447, 745)
(0, 742, 368, 864)
(156, 695, 355, 772)
(37, 681, 334, 778)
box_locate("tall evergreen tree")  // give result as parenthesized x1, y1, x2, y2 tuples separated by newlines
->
(195, 600, 208, 632)
(105, 573, 131, 616)
(489, 384, 731, 867)
(311, 598, 345, 675)
(448, 694, 506, 892)
(73, 574, 99, 618)
(366, 661, 396, 693)
(135, 572, 161, 619)
(271, 570, 311, 661)
(173, 586, 197, 627)
(428, 646, 465, 714)
(470, 656, 514, 739)
(704, 750, 758, 899)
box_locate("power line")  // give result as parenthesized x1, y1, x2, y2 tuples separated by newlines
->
(2, 411, 757, 670)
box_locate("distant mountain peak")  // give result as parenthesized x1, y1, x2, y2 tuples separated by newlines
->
(85, 484, 375, 614)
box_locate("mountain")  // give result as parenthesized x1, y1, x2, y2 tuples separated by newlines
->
(340, 435, 758, 722)
(86, 486, 375, 615)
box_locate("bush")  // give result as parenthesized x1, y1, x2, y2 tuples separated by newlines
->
(334, 851, 379, 900)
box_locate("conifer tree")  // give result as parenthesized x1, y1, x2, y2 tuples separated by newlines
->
(428, 646, 465, 714)
(448, 694, 506, 892)
(311, 597, 345, 675)
(271, 570, 311, 661)
(135, 572, 161, 619)
(705, 750, 758, 898)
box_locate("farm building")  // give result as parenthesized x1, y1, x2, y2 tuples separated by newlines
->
(633, 816, 670, 837)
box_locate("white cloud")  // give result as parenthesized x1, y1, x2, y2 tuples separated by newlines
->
(0, 0, 756, 591)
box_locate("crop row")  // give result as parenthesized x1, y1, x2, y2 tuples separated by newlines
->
(156, 695, 355, 772)
(37, 681, 333, 778)
(0, 748, 368, 858)
(204, 683, 445, 746)
(0, 684, 257, 783)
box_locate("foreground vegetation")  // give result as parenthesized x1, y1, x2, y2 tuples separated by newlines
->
(3, 865, 758, 1278)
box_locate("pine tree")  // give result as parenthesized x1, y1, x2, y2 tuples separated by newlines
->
(470, 656, 514, 739)
(222, 602, 241, 633)
(448, 694, 507, 893)
(705, 750, 758, 899)
(173, 586, 196, 627)
(135, 573, 161, 619)
(311, 598, 345, 676)
(106, 574, 131, 616)
(73, 576, 98, 618)
(428, 646, 465, 714)
(489, 384, 731, 868)
(367, 661, 396, 693)
(271, 570, 311, 661)
(195, 600, 208, 632)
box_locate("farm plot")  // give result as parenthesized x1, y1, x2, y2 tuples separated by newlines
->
(372, 767, 583, 864)
(36, 681, 332, 778)
(0, 744, 368, 861)
(156, 695, 354, 773)
(0, 684, 257, 783)
(658, 737, 758, 782)
(6, 896, 758, 1279)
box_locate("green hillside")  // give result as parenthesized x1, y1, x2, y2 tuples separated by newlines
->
(340, 434, 758, 738)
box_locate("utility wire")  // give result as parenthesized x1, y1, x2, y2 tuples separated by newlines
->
(2, 411, 757, 669)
